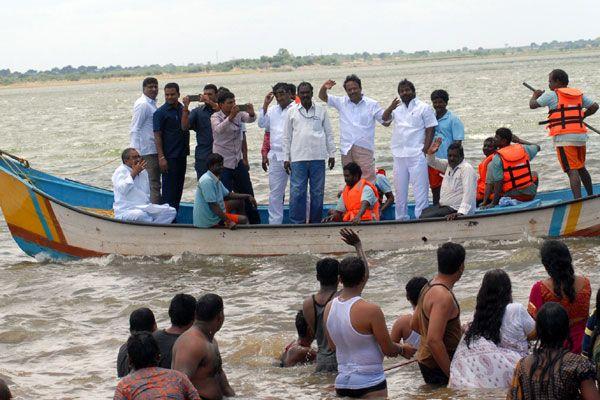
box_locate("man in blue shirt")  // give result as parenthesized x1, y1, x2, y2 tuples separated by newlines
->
(429, 90, 465, 205)
(153, 82, 190, 211)
(182, 84, 220, 181)
(193, 153, 256, 229)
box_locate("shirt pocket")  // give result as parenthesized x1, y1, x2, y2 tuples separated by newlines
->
(313, 118, 323, 132)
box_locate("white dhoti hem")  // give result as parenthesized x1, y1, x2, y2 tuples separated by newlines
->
(393, 154, 429, 220)
(267, 158, 289, 224)
(116, 203, 176, 224)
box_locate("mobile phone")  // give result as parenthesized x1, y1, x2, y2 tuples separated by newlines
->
(237, 104, 249, 112)
(188, 95, 201, 102)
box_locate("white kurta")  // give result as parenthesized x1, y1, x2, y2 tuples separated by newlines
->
(111, 164, 176, 224)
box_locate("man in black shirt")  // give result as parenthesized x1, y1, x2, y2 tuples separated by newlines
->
(153, 293, 196, 369)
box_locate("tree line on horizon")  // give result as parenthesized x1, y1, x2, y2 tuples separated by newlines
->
(2, 38, 600, 86)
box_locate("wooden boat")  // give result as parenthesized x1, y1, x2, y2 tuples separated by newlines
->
(1, 150, 599, 260)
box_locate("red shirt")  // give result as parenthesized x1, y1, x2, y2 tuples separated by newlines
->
(114, 367, 200, 400)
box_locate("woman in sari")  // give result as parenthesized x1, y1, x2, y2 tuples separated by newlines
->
(449, 269, 535, 388)
(508, 302, 599, 400)
(528, 240, 590, 353)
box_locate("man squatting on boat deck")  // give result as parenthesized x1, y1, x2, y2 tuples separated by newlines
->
(121, 69, 598, 229)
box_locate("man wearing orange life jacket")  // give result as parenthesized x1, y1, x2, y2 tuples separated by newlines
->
(529, 69, 598, 199)
(480, 128, 540, 209)
(326, 162, 380, 224)
(476, 137, 498, 204)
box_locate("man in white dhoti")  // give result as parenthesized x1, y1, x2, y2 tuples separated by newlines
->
(112, 148, 177, 224)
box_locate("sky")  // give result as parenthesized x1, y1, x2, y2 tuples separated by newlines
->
(2, 0, 600, 72)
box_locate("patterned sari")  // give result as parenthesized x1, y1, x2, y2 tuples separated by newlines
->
(528, 277, 591, 354)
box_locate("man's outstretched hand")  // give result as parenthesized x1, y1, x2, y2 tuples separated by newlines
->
(340, 228, 361, 247)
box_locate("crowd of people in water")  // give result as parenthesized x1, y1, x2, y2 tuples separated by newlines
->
(2, 231, 591, 399)
(112, 68, 598, 228)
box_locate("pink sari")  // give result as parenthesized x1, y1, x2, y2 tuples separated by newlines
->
(528, 278, 591, 353)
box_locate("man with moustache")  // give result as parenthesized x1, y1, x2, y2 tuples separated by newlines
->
(382, 79, 437, 220)
(153, 82, 190, 212)
(319, 75, 385, 183)
(182, 84, 220, 180)
(130, 77, 161, 203)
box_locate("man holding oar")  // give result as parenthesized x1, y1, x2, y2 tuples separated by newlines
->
(528, 69, 599, 199)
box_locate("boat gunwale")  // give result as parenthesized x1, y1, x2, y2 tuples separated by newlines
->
(1, 158, 599, 231)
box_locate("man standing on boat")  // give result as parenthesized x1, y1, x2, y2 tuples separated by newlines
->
(283, 82, 336, 224)
(421, 139, 476, 220)
(258, 83, 295, 224)
(130, 77, 160, 204)
(480, 128, 540, 208)
(383, 79, 437, 220)
(182, 84, 220, 181)
(529, 69, 598, 199)
(318, 75, 386, 183)
(112, 148, 177, 224)
(153, 82, 190, 211)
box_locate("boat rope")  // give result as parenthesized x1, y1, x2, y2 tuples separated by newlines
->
(68, 157, 120, 175)
(0, 150, 33, 184)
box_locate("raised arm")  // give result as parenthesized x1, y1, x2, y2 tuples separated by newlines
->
(340, 228, 369, 279)
(318, 79, 336, 103)
(181, 96, 191, 130)
(382, 98, 399, 123)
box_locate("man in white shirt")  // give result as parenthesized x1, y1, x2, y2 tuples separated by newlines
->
(259, 83, 295, 224)
(319, 75, 385, 183)
(283, 82, 336, 224)
(112, 148, 177, 224)
(382, 79, 437, 220)
(422, 139, 477, 220)
(130, 77, 160, 203)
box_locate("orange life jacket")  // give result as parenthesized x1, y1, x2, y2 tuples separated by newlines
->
(342, 179, 380, 222)
(496, 144, 534, 193)
(476, 153, 496, 201)
(539, 88, 587, 136)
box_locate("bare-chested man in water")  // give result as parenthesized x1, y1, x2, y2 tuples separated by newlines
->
(172, 293, 235, 400)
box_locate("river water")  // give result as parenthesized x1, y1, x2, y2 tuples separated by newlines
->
(1, 52, 600, 399)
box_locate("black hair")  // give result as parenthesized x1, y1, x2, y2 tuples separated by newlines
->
(528, 302, 571, 398)
(483, 137, 496, 146)
(0, 378, 11, 400)
(550, 69, 569, 85)
(495, 127, 513, 143)
(168, 293, 197, 328)
(273, 82, 289, 93)
(287, 83, 296, 96)
(126, 331, 160, 370)
(195, 293, 224, 322)
(217, 86, 230, 94)
(142, 77, 158, 89)
(297, 81, 313, 93)
(121, 147, 137, 163)
(447, 142, 464, 159)
(316, 258, 339, 286)
(430, 89, 449, 103)
(204, 83, 218, 93)
(397, 79, 416, 93)
(437, 242, 465, 275)
(217, 90, 235, 104)
(343, 74, 362, 89)
(207, 153, 224, 169)
(540, 240, 576, 303)
(343, 162, 362, 178)
(164, 82, 180, 93)
(464, 269, 512, 347)
(129, 307, 156, 333)
(405, 276, 428, 307)
(339, 256, 365, 288)
(295, 310, 309, 338)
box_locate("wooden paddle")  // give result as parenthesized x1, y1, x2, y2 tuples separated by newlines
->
(523, 82, 600, 135)
(383, 358, 418, 372)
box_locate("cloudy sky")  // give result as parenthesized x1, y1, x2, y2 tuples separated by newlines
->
(2, 0, 599, 72)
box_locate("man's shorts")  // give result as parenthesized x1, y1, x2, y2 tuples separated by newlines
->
(428, 166, 444, 189)
(556, 146, 586, 172)
(214, 213, 241, 227)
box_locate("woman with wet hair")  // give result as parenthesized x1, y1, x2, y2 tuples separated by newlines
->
(449, 269, 535, 388)
(508, 302, 599, 399)
(528, 240, 591, 353)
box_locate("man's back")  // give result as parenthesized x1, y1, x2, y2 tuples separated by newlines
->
(153, 329, 180, 370)
(114, 367, 199, 400)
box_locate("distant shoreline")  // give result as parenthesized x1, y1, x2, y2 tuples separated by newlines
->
(2, 48, 600, 90)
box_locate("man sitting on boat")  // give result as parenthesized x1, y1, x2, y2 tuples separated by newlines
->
(480, 128, 540, 208)
(193, 153, 257, 229)
(324, 162, 380, 224)
(476, 137, 499, 204)
(112, 148, 177, 224)
(421, 139, 477, 220)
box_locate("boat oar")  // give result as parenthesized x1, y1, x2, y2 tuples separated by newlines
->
(384, 359, 418, 372)
(523, 82, 600, 135)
